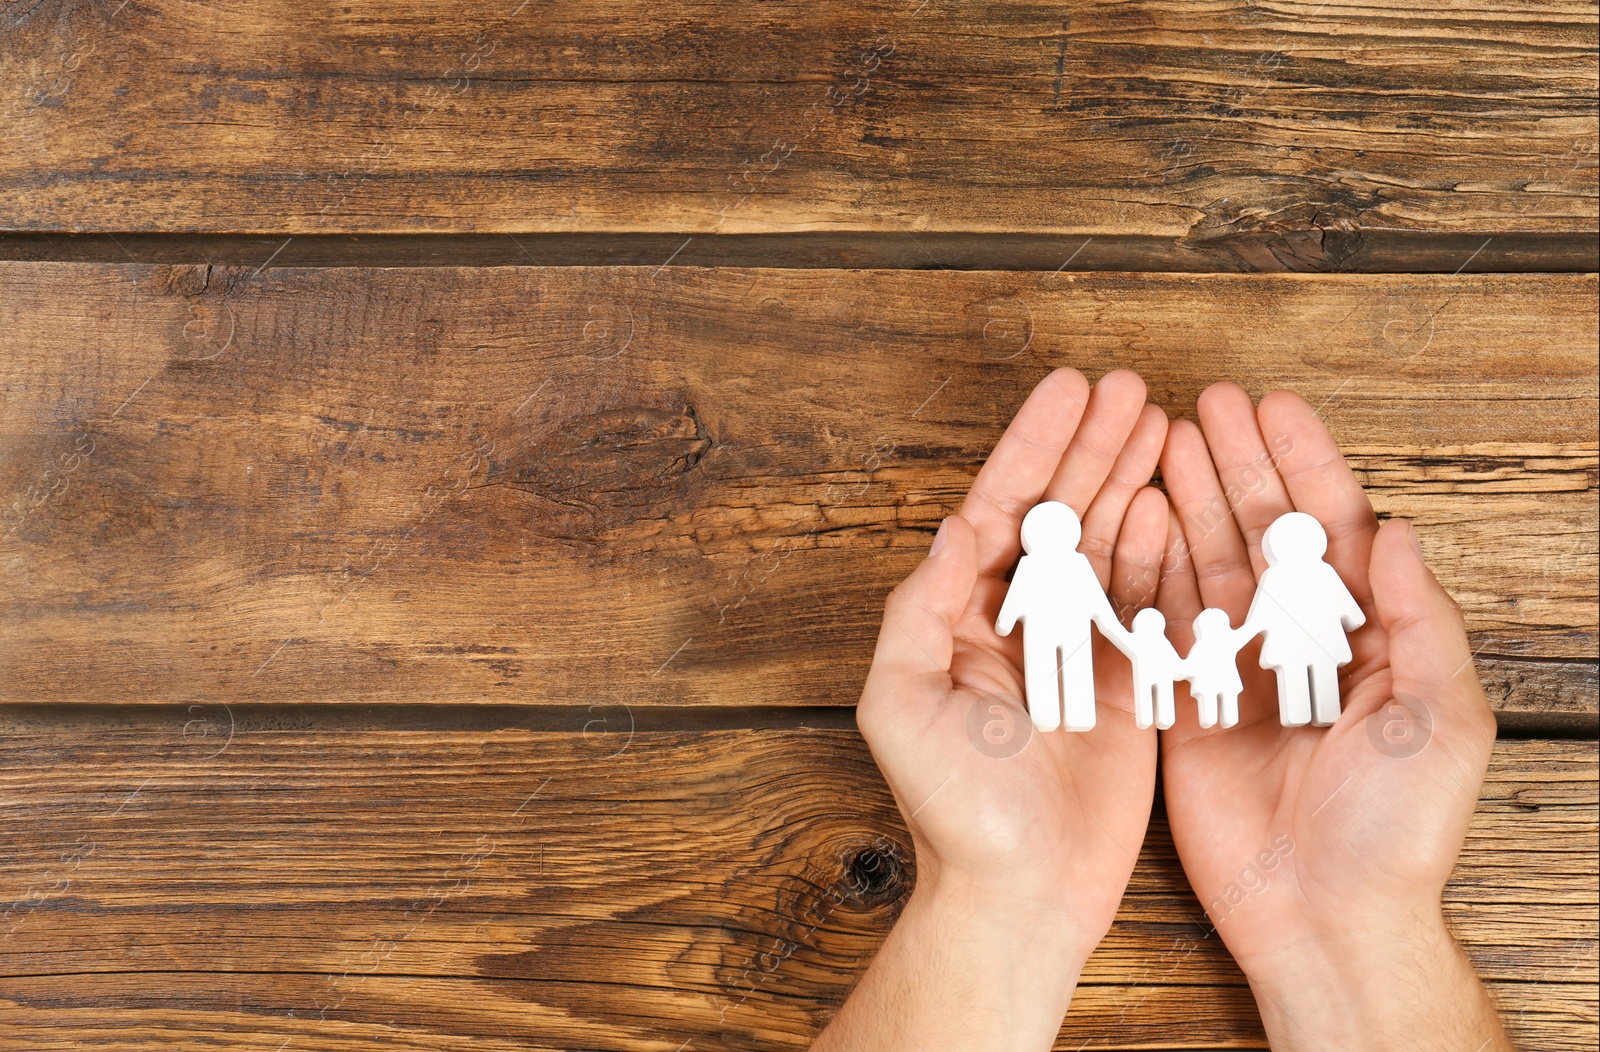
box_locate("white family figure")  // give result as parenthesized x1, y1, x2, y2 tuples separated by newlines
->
(995, 502, 1128, 731)
(1246, 511, 1367, 726)
(1186, 609, 1253, 729)
(1126, 608, 1183, 730)
(1125, 607, 1250, 730)
(997, 502, 1364, 732)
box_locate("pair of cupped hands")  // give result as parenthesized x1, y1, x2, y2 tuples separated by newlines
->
(843, 370, 1508, 1050)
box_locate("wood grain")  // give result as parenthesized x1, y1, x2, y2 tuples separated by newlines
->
(1, 263, 1593, 717)
(0, 728, 1593, 1049)
(1, 0, 1595, 261)
(3, 4, 1593, 1048)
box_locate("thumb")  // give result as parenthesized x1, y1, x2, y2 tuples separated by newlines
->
(1369, 518, 1493, 725)
(864, 515, 979, 695)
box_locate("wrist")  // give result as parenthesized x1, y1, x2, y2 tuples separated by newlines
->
(1241, 907, 1508, 1051)
(813, 874, 1095, 1052)
(900, 872, 1094, 1047)
(915, 865, 1103, 969)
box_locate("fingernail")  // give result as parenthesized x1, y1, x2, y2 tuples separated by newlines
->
(929, 518, 949, 558)
(1405, 519, 1422, 557)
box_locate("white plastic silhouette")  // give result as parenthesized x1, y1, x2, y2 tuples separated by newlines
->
(995, 502, 1130, 731)
(1244, 511, 1367, 727)
(1127, 608, 1183, 730)
(996, 503, 1363, 732)
(1185, 609, 1253, 729)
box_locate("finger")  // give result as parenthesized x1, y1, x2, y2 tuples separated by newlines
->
(959, 368, 1091, 579)
(1080, 402, 1169, 588)
(1043, 368, 1148, 516)
(1196, 382, 1294, 576)
(1092, 487, 1168, 723)
(1160, 418, 1257, 621)
(1369, 518, 1493, 728)
(862, 515, 979, 708)
(1256, 390, 1380, 610)
(1155, 503, 1203, 654)
(1108, 487, 1169, 625)
(1154, 503, 1203, 740)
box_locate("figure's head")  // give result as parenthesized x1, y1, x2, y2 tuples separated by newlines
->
(1193, 608, 1231, 637)
(1132, 607, 1166, 634)
(1262, 511, 1327, 566)
(1019, 500, 1081, 555)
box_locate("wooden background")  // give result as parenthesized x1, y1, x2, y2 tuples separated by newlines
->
(2, 1, 1595, 1048)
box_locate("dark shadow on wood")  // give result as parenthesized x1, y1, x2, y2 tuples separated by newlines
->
(2, 231, 1596, 273)
(0, 702, 862, 734)
(1, 692, 1593, 738)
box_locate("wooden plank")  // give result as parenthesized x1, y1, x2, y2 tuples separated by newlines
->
(1, 0, 1594, 258)
(0, 729, 1593, 1049)
(0, 264, 1593, 715)
(0, 979, 1591, 1051)
(1479, 657, 1598, 735)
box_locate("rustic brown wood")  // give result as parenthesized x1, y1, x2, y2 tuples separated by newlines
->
(1, 264, 1594, 717)
(3, 4, 1591, 1049)
(1479, 657, 1598, 735)
(1, 0, 1595, 263)
(0, 729, 1593, 1049)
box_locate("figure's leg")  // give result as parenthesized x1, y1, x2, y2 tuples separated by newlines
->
(1060, 637, 1097, 731)
(1134, 678, 1154, 730)
(1195, 689, 1218, 729)
(1024, 638, 1062, 731)
(1155, 681, 1176, 730)
(1310, 663, 1343, 726)
(1219, 690, 1239, 729)
(1277, 665, 1312, 726)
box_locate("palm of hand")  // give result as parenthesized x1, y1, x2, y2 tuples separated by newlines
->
(1165, 625, 1456, 956)
(932, 579, 1155, 921)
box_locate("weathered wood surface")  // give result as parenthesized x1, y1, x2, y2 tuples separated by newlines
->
(0, 729, 1593, 1049)
(1, 0, 1595, 263)
(1, 264, 1593, 717)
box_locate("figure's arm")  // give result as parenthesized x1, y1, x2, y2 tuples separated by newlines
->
(1327, 568, 1368, 631)
(1168, 649, 1190, 683)
(1230, 623, 1259, 653)
(1087, 575, 1133, 650)
(994, 558, 1030, 636)
(1237, 582, 1270, 644)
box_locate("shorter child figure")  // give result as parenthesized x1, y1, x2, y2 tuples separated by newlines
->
(1184, 609, 1255, 729)
(1126, 608, 1186, 730)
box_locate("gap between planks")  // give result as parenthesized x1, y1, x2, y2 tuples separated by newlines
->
(0, 697, 1592, 738)
(1, 231, 1596, 274)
